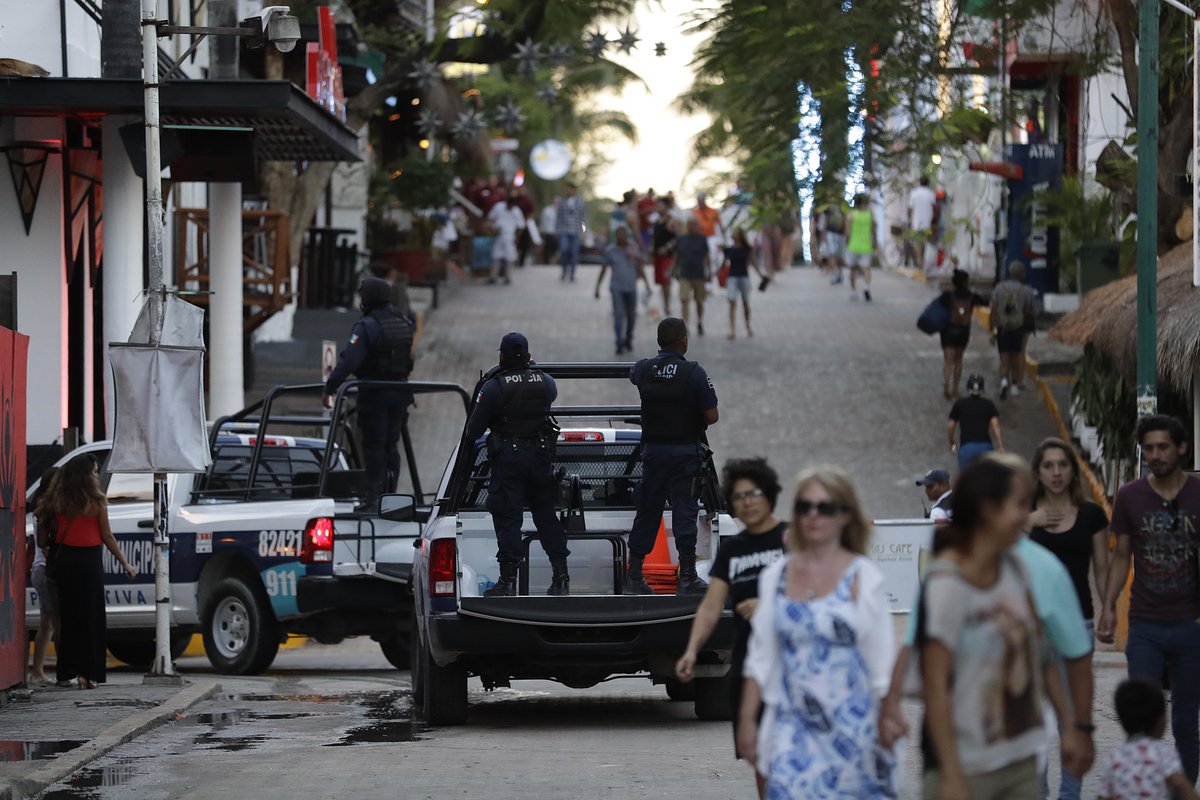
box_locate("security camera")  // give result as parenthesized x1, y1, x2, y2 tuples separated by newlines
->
(259, 6, 300, 53)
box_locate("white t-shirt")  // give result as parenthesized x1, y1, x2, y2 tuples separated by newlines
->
(540, 203, 558, 233)
(487, 203, 525, 239)
(1099, 736, 1183, 800)
(908, 185, 937, 230)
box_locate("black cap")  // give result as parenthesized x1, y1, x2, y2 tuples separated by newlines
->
(916, 469, 951, 487)
(359, 277, 391, 307)
(499, 332, 529, 358)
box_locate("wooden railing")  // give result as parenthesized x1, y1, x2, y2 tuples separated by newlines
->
(174, 208, 293, 334)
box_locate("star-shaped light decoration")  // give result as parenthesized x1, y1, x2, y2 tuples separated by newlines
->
(654, 42, 667, 57)
(407, 59, 440, 91)
(416, 108, 442, 138)
(451, 109, 486, 140)
(514, 37, 542, 77)
(585, 30, 609, 57)
(548, 42, 574, 67)
(616, 25, 639, 55)
(536, 83, 559, 104)
(492, 102, 526, 135)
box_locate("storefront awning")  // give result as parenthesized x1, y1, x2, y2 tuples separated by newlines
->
(0, 78, 359, 162)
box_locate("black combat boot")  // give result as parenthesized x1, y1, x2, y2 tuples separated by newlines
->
(484, 562, 519, 597)
(676, 555, 708, 596)
(622, 555, 654, 595)
(547, 561, 570, 596)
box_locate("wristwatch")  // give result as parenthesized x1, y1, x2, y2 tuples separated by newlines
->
(1075, 722, 1096, 734)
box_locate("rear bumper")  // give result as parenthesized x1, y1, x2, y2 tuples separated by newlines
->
(297, 575, 410, 616)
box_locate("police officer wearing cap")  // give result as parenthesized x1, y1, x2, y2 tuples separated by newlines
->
(917, 468, 952, 523)
(627, 316, 719, 595)
(465, 333, 570, 597)
(322, 277, 415, 504)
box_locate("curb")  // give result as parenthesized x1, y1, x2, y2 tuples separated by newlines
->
(0, 679, 221, 800)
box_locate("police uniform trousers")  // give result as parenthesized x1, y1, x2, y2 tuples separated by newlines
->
(487, 440, 570, 566)
(629, 443, 702, 558)
(358, 387, 411, 499)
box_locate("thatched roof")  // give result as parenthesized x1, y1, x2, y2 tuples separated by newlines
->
(1050, 244, 1200, 394)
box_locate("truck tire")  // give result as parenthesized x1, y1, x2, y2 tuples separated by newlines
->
(379, 632, 411, 670)
(201, 576, 280, 675)
(412, 631, 467, 725)
(665, 678, 695, 702)
(107, 633, 192, 668)
(693, 675, 733, 721)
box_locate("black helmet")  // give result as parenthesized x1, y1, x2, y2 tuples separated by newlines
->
(358, 277, 391, 310)
(965, 373, 985, 395)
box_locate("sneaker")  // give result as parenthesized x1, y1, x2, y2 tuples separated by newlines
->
(697, 322, 705, 336)
(864, 289, 872, 302)
(999, 377, 1010, 400)
(830, 275, 843, 285)
(1010, 384, 1022, 398)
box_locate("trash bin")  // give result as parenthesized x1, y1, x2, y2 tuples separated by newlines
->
(1076, 240, 1120, 295)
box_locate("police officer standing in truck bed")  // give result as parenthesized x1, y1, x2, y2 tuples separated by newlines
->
(323, 277, 415, 505)
(627, 316, 719, 595)
(465, 332, 570, 597)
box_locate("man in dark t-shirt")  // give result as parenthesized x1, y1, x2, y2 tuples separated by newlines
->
(1098, 415, 1200, 783)
(947, 373, 1004, 469)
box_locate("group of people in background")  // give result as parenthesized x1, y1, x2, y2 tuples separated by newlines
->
(812, 193, 877, 302)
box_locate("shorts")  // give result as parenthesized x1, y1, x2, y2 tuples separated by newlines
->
(923, 756, 1038, 800)
(679, 278, 707, 305)
(996, 328, 1025, 354)
(821, 232, 846, 260)
(940, 323, 971, 350)
(31, 563, 59, 618)
(846, 251, 871, 269)
(726, 275, 751, 302)
(653, 255, 673, 286)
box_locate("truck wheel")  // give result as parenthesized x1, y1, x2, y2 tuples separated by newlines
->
(412, 631, 467, 725)
(693, 675, 733, 721)
(202, 576, 280, 675)
(107, 632, 192, 668)
(379, 632, 411, 670)
(665, 678, 695, 702)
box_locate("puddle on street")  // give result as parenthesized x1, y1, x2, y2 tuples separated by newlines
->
(40, 758, 138, 799)
(0, 740, 85, 762)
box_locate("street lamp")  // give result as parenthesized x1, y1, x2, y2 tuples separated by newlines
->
(137, 0, 297, 683)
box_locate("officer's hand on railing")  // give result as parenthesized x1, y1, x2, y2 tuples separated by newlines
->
(322, 393, 333, 410)
(594, 285, 601, 300)
(674, 650, 697, 683)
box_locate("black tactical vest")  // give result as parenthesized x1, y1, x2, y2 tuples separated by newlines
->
(493, 368, 551, 440)
(635, 355, 703, 444)
(359, 309, 414, 380)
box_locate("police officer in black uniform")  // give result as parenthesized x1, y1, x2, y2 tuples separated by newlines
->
(322, 277, 415, 505)
(627, 317, 719, 595)
(465, 333, 570, 597)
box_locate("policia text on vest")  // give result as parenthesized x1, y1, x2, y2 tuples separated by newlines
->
(323, 278, 416, 504)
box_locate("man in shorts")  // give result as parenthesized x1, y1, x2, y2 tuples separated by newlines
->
(844, 193, 875, 302)
(673, 217, 711, 336)
(990, 260, 1036, 399)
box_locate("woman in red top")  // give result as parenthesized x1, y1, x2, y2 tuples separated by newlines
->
(45, 455, 135, 688)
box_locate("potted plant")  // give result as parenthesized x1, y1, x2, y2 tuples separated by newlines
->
(367, 154, 454, 282)
(1035, 176, 1118, 296)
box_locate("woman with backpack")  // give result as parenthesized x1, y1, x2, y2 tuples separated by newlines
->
(937, 269, 987, 398)
(990, 261, 1036, 399)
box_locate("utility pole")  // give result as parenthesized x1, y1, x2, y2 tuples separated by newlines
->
(1136, 0, 1160, 419)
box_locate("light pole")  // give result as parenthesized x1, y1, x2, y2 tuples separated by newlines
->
(137, 0, 299, 681)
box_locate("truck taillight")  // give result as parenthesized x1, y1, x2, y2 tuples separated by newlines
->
(301, 517, 334, 564)
(559, 431, 603, 442)
(429, 538, 456, 597)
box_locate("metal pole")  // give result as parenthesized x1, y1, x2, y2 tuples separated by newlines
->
(141, 0, 180, 682)
(1135, 0, 1160, 419)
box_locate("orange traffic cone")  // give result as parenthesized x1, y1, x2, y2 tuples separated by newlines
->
(642, 517, 678, 594)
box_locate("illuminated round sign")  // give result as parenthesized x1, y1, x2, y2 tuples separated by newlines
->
(530, 139, 573, 181)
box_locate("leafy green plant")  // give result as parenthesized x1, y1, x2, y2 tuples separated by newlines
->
(366, 156, 454, 252)
(1032, 176, 1116, 292)
(1071, 345, 1137, 483)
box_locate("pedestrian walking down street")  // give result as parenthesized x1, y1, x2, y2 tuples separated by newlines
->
(990, 261, 1036, 399)
(908, 176, 937, 272)
(938, 269, 987, 398)
(465, 333, 570, 597)
(910, 457, 1087, 800)
(652, 204, 678, 316)
(737, 467, 898, 798)
(1099, 679, 1200, 800)
(626, 317, 719, 596)
(845, 193, 875, 302)
(693, 192, 726, 274)
(487, 195, 526, 285)
(46, 456, 137, 689)
(676, 457, 786, 799)
(511, 186, 536, 268)
(948, 373, 1004, 468)
(917, 467, 953, 524)
(28, 467, 60, 684)
(595, 227, 652, 355)
(818, 202, 847, 284)
(1097, 415, 1200, 784)
(723, 228, 764, 340)
(556, 182, 586, 282)
(323, 278, 415, 506)
(540, 196, 560, 265)
(673, 217, 711, 336)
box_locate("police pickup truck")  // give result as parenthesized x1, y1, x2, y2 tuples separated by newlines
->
(26, 379, 468, 674)
(409, 364, 739, 725)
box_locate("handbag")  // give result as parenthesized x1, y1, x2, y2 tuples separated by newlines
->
(916, 296, 950, 335)
(716, 262, 730, 288)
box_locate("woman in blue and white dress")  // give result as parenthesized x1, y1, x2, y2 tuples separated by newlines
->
(737, 466, 898, 799)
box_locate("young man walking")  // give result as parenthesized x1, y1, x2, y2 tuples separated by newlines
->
(673, 217, 711, 336)
(1098, 415, 1200, 785)
(844, 193, 874, 302)
(556, 183, 586, 282)
(595, 227, 652, 355)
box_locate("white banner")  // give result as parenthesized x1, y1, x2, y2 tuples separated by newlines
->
(868, 520, 935, 613)
(108, 344, 210, 473)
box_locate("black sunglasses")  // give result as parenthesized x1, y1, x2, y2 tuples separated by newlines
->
(794, 500, 845, 518)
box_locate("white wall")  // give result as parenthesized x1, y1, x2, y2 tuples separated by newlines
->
(0, 0, 101, 78)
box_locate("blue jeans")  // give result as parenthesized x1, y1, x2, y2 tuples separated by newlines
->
(1127, 617, 1200, 784)
(559, 233, 581, 279)
(629, 444, 702, 558)
(957, 441, 993, 469)
(611, 290, 637, 348)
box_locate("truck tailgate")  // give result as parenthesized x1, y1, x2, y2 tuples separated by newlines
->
(457, 595, 703, 626)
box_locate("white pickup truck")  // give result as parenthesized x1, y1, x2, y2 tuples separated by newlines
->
(409, 363, 739, 725)
(26, 379, 468, 674)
